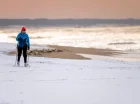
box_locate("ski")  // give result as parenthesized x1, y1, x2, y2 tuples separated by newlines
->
(13, 64, 30, 67)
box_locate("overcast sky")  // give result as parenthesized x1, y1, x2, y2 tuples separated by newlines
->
(0, 0, 139, 19)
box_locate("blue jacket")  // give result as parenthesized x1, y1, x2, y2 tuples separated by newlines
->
(16, 32, 30, 47)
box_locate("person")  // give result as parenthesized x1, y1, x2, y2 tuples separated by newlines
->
(16, 27, 30, 67)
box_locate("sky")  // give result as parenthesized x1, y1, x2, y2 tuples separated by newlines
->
(0, 0, 139, 19)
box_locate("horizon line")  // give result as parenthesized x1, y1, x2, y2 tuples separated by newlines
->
(0, 18, 140, 20)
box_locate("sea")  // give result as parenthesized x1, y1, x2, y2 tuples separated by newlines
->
(0, 19, 140, 51)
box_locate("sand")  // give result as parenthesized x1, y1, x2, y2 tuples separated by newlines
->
(47, 45, 123, 59)
(8, 45, 123, 60)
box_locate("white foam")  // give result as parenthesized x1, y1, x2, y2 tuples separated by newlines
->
(1, 26, 140, 51)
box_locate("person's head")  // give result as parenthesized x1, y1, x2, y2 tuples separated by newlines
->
(21, 27, 26, 34)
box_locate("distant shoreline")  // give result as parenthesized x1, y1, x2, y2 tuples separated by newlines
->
(0, 18, 139, 20)
(0, 19, 140, 26)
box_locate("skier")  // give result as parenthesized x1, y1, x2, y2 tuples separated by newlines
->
(16, 27, 30, 67)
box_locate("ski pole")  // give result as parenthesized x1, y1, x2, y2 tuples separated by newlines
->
(15, 54, 17, 66)
(27, 50, 30, 65)
(15, 45, 18, 66)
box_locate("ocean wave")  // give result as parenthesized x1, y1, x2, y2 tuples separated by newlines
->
(109, 42, 137, 45)
(0, 25, 140, 51)
(9, 36, 45, 39)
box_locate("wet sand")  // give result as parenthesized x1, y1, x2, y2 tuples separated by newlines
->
(8, 45, 123, 60)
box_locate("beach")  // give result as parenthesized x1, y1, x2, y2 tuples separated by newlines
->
(0, 23, 140, 104)
(9, 44, 140, 62)
(9, 45, 122, 60)
(0, 43, 140, 104)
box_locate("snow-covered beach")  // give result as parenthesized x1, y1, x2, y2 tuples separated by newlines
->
(0, 23, 140, 104)
(0, 43, 140, 104)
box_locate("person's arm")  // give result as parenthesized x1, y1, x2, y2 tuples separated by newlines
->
(16, 33, 21, 41)
(26, 34, 30, 50)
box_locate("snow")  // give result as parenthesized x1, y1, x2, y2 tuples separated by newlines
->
(79, 54, 140, 62)
(0, 43, 140, 104)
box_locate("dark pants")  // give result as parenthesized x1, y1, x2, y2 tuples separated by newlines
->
(17, 45, 27, 63)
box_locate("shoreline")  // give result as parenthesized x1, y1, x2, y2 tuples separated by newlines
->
(8, 45, 123, 60)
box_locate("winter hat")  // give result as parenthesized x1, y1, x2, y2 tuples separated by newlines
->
(21, 27, 26, 31)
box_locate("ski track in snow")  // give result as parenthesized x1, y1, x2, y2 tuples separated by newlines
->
(0, 43, 140, 104)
